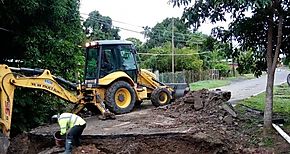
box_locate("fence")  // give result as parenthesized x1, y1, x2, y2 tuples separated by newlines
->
(156, 69, 220, 84)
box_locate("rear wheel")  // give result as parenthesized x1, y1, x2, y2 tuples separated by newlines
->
(151, 87, 171, 107)
(287, 74, 290, 86)
(105, 81, 136, 114)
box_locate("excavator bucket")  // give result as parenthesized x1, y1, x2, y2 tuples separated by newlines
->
(165, 83, 190, 99)
(0, 133, 9, 154)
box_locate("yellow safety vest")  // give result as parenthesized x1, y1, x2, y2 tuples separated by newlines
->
(58, 113, 86, 135)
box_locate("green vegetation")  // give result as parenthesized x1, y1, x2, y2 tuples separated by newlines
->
(171, 0, 290, 131)
(227, 74, 256, 81)
(214, 63, 230, 77)
(234, 84, 290, 147)
(143, 42, 203, 72)
(83, 10, 120, 40)
(241, 84, 290, 114)
(0, 0, 85, 136)
(0, 0, 127, 136)
(190, 74, 256, 91)
(236, 49, 256, 76)
(143, 17, 194, 49)
(190, 80, 230, 91)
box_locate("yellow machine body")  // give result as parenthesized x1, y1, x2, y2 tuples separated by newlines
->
(138, 69, 174, 96)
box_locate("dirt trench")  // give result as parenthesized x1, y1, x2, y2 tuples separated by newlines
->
(8, 89, 274, 154)
(9, 132, 233, 154)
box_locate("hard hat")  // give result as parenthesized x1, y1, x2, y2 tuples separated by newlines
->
(51, 114, 59, 119)
(51, 113, 60, 123)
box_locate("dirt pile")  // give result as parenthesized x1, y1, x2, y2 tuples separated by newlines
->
(166, 89, 237, 125)
(149, 89, 271, 153)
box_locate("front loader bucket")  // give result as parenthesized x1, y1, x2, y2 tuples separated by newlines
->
(165, 83, 190, 99)
(0, 133, 10, 154)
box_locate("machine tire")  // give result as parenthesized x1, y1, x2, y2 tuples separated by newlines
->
(287, 74, 290, 86)
(151, 87, 171, 107)
(105, 81, 136, 114)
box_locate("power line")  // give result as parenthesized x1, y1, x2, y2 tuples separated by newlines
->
(117, 27, 143, 34)
(137, 52, 209, 56)
(81, 16, 143, 33)
(111, 19, 144, 28)
(81, 16, 194, 42)
(81, 15, 207, 45)
(80, 12, 144, 28)
(0, 27, 12, 32)
(147, 28, 206, 40)
(80, 13, 204, 39)
(82, 16, 198, 41)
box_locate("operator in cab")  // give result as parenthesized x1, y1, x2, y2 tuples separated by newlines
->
(52, 113, 86, 154)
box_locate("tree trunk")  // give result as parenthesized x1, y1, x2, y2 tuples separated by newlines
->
(264, 70, 274, 133)
(263, 9, 283, 134)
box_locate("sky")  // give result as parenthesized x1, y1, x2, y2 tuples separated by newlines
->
(79, 0, 230, 41)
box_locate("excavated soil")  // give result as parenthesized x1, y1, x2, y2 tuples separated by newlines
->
(7, 89, 288, 154)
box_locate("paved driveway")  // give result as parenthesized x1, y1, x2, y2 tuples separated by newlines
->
(217, 68, 290, 103)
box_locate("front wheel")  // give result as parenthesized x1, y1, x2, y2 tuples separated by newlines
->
(151, 87, 171, 107)
(105, 81, 136, 114)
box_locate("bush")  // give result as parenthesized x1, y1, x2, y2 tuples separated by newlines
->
(214, 63, 230, 77)
(236, 50, 255, 75)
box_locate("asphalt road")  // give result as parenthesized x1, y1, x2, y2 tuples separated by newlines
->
(216, 68, 290, 103)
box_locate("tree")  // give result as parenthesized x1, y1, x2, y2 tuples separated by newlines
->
(170, 0, 287, 133)
(0, 0, 84, 135)
(83, 11, 120, 40)
(198, 36, 232, 70)
(126, 37, 143, 52)
(236, 49, 256, 75)
(143, 17, 193, 49)
(211, 27, 239, 76)
(143, 42, 203, 72)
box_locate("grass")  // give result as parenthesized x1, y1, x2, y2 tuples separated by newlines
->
(189, 80, 231, 91)
(237, 83, 290, 147)
(189, 73, 256, 91)
(241, 84, 290, 114)
(228, 73, 256, 80)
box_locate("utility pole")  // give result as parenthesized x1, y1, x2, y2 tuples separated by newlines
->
(230, 34, 236, 77)
(171, 18, 175, 82)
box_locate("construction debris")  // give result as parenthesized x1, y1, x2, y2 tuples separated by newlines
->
(8, 89, 282, 154)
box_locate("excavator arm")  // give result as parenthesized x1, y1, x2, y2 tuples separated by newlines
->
(0, 63, 115, 147)
(0, 64, 83, 138)
(0, 64, 114, 153)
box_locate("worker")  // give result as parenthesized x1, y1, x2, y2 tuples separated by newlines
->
(52, 113, 86, 154)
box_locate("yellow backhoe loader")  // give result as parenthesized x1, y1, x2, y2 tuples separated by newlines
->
(0, 40, 188, 153)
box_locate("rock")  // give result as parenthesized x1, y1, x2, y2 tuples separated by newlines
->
(222, 103, 237, 117)
(194, 99, 204, 110)
(223, 116, 233, 125)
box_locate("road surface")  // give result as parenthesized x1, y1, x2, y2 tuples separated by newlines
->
(31, 68, 290, 136)
(217, 68, 290, 103)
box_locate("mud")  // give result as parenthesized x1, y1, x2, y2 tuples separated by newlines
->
(7, 89, 285, 153)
